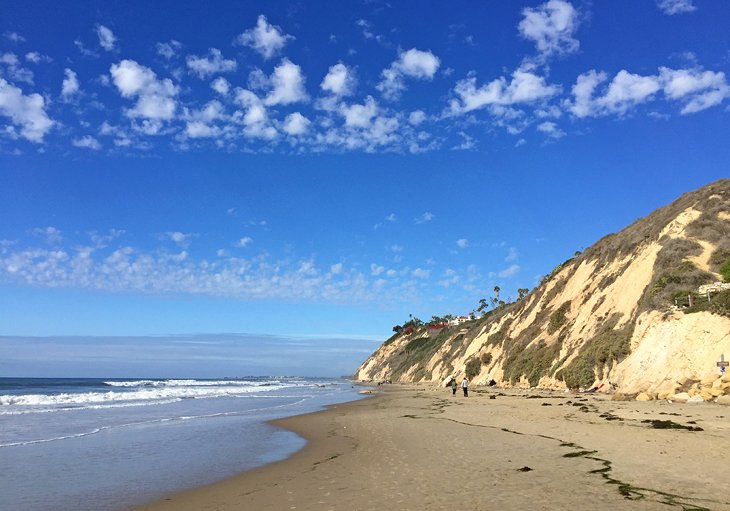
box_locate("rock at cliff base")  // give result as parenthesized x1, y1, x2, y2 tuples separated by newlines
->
(611, 393, 633, 401)
(716, 395, 730, 406)
(635, 392, 654, 401)
(687, 395, 706, 404)
(670, 392, 691, 402)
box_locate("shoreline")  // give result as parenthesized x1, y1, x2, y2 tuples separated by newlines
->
(132, 389, 376, 511)
(134, 385, 730, 510)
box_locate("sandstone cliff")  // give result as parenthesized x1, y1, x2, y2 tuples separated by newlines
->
(356, 179, 730, 400)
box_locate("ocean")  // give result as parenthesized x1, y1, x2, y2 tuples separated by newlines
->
(0, 376, 365, 511)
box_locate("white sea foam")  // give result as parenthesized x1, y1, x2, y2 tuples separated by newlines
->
(0, 394, 316, 447)
(0, 384, 286, 409)
(103, 379, 279, 387)
(0, 379, 329, 413)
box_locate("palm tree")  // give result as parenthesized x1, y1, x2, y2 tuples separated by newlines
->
(478, 298, 487, 312)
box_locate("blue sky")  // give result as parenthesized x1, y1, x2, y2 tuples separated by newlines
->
(1, 0, 729, 376)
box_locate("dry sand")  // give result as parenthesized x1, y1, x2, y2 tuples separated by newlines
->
(135, 385, 730, 510)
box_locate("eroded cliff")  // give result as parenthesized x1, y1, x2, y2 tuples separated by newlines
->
(356, 179, 730, 399)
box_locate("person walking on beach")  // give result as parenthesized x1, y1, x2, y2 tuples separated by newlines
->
(450, 377, 457, 395)
(461, 377, 469, 397)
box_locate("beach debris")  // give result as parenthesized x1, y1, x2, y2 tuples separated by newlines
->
(599, 412, 623, 422)
(563, 450, 597, 458)
(641, 419, 703, 431)
(517, 466, 533, 472)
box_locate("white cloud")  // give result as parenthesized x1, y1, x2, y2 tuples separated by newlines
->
(659, 67, 730, 114)
(247, 68, 270, 91)
(398, 49, 441, 79)
(1, 52, 34, 84)
(110, 60, 179, 128)
(414, 212, 434, 224)
(566, 69, 606, 117)
(377, 48, 440, 101)
(567, 69, 659, 117)
(518, 0, 579, 58)
(412, 268, 431, 279)
(156, 40, 182, 60)
(25, 52, 51, 64)
(4, 32, 25, 43)
(164, 231, 192, 248)
(236, 15, 293, 60)
(321, 63, 356, 97)
(456, 238, 469, 248)
(567, 67, 729, 117)
(32, 227, 63, 244)
(537, 120, 565, 139)
(282, 112, 310, 135)
(61, 68, 80, 98)
(370, 263, 385, 276)
(233, 88, 278, 140)
(185, 121, 220, 139)
(187, 100, 225, 123)
(449, 70, 560, 114)
(600, 71, 661, 113)
(373, 213, 396, 230)
(657, 0, 696, 15)
(72, 135, 101, 150)
(409, 110, 426, 125)
(438, 268, 460, 288)
(74, 40, 98, 58)
(264, 59, 308, 106)
(180, 101, 225, 139)
(211, 77, 230, 95)
(498, 264, 521, 278)
(453, 131, 476, 150)
(236, 236, 252, 248)
(0, 78, 54, 142)
(0, 240, 390, 304)
(96, 25, 117, 51)
(356, 19, 375, 40)
(340, 96, 378, 128)
(186, 48, 237, 79)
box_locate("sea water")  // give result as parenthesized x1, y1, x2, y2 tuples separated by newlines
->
(0, 377, 364, 511)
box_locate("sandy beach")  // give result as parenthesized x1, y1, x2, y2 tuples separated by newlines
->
(135, 385, 730, 510)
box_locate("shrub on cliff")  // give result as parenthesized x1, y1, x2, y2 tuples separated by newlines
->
(465, 357, 481, 380)
(557, 314, 633, 389)
(503, 339, 562, 387)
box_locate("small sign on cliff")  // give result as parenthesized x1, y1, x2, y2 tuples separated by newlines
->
(718, 354, 729, 373)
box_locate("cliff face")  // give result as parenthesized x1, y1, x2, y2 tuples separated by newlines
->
(356, 179, 730, 398)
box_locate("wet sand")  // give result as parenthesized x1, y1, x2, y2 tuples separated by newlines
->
(135, 385, 730, 510)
